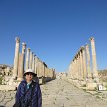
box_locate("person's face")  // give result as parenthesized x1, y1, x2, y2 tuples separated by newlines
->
(25, 72, 33, 82)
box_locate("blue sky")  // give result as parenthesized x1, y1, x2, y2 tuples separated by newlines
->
(0, 0, 107, 72)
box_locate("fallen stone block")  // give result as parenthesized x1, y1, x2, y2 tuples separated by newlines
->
(0, 85, 16, 91)
(86, 82, 97, 91)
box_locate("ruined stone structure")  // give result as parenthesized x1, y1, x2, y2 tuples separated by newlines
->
(0, 64, 13, 76)
(12, 37, 56, 85)
(67, 37, 99, 90)
(25, 48, 30, 70)
(90, 37, 99, 82)
(13, 37, 20, 79)
(17, 42, 26, 81)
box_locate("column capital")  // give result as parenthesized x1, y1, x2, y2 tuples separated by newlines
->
(81, 46, 85, 50)
(22, 42, 26, 54)
(22, 42, 26, 47)
(15, 37, 20, 43)
(27, 48, 30, 51)
(85, 43, 89, 47)
(85, 44, 91, 48)
(22, 42, 26, 50)
(89, 37, 94, 41)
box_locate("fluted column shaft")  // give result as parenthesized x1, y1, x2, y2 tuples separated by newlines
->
(82, 47, 87, 80)
(29, 51, 33, 69)
(90, 37, 98, 80)
(26, 48, 30, 70)
(32, 54, 35, 71)
(13, 37, 20, 78)
(80, 50, 84, 80)
(85, 44, 92, 80)
(76, 56, 79, 80)
(78, 54, 81, 80)
(18, 42, 26, 80)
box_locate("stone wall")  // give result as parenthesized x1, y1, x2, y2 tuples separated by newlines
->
(0, 64, 13, 76)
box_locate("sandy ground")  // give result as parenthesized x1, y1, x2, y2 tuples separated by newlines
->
(0, 79, 107, 107)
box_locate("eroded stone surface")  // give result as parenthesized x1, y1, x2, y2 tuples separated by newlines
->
(0, 79, 107, 107)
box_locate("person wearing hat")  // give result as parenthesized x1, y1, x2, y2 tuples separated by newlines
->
(13, 69, 42, 107)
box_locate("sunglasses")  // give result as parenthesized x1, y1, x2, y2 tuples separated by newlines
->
(26, 72, 33, 76)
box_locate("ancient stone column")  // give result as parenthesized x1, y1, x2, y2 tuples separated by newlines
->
(26, 48, 30, 70)
(35, 56, 39, 74)
(90, 37, 98, 81)
(32, 54, 35, 71)
(80, 50, 84, 80)
(29, 51, 33, 69)
(74, 58, 77, 79)
(35, 56, 37, 74)
(18, 53, 24, 80)
(73, 59, 76, 79)
(36, 58, 40, 77)
(22, 43, 26, 70)
(22, 42, 26, 54)
(85, 44, 92, 81)
(82, 47, 87, 80)
(13, 37, 20, 79)
(72, 60, 74, 79)
(18, 42, 26, 80)
(75, 55, 78, 80)
(76, 56, 79, 80)
(44, 67, 48, 78)
(78, 52, 81, 80)
(42, 62, 45, 77)
(38, 61, 44, 77)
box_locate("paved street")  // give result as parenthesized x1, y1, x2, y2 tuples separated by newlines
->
(0, 79, 107, 107)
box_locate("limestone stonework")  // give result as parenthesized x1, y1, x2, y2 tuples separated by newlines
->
(32, 54, 35, 71)
(82, 47, 87, 79)
(18, 42, 26, 80)
(1, 37, 56, 86)
(26, 48, 30, 70)
(90, 37, 99, 82)
(13, 37, 20, 79)
(67, 37, 99, 90)
(85, 44, 92, 81)
(18, 53, 24, 80)
(29, 51, 33, 69)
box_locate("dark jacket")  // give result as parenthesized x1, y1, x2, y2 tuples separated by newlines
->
(15, 80, 42, 107)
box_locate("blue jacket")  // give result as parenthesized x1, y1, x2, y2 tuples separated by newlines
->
(15, 80, 42, 107)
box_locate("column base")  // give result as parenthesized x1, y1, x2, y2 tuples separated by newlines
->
(86, 82, 97, 91)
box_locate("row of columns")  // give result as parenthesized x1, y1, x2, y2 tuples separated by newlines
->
(13, 37, 56, 81)
(68, 37, 99, 83)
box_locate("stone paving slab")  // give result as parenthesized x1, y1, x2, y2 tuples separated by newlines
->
(0, 85, 16, 91)
(0, 79, 107, 107)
